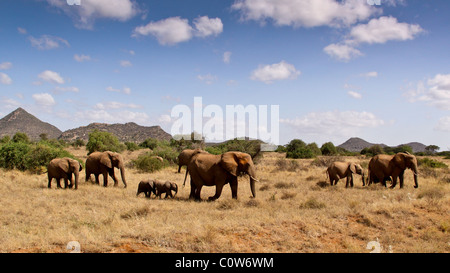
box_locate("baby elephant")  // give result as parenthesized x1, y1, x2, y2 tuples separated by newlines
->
(136, 180, 157, 198)
(154, 180, 178, 199)
(327, 162, 365, 188)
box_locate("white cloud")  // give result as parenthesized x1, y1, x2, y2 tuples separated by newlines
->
(0, 62, 12, 70)
(95, 101, 142, 110)
(120, 60, 132, 67)
(45, 0, 140, 29)
(0, 73, 12, 85)
(361, 71, 378, 78)
(250, 61, 301, 84)
(74, 54, 91, 62)
(32, 93, 56, 107)
(406, 74, 450, 111)
(281, 110, 384, 137)
(106, 86, 131, 95)
(197, 74, 218, 85)
(133, 17, 193, 45)
(38, 70, 65, 84)
(17, 27, 27, 34)
(133, 16, 223, 45)
(52, 86, 80, 94)
(347, 91, 362, 99)
(193, 16, 223, 37)
(349, 16, 424, 44)
(76, 109, 150, 124)
(29, 35, 69, 50)
(435, 116, 450, 132)
(232, 0, 378, 28)
(324, 16, 423, 61)
(323, 43, 363, 61)
(223, 51, 232, 64)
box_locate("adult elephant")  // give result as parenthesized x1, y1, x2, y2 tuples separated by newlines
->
(185, 151, 258, 201)
(177, 148, 207, 173)
(85, 151, 127, 188)
(47, 157, 83, 189)
(368, 152, 419, 189)
(327, 162, 365, 188)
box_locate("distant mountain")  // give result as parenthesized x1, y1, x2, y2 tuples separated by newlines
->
(0, 108, 62, 140)
(338, 137, 428, 153)
(59, 122, 172, 143)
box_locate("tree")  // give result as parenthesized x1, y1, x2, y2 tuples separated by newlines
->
(12, 132, 30, 143)
(425, 145, 440, 154)
(86, 130, 125, 155)
(286, 139, 315, 159)
(321, 142, 337, 155)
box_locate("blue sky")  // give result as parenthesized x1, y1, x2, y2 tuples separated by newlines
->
(0, 0, 449, 149)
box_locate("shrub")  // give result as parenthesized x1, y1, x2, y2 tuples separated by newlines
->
(321, 142, 337, 156)
(132, 153, 165, 173)
(12, 132, 30, 143)
(153, 145, 178, 164)
(286, 139, 317, 159)
(86, 130, 125, 155)
(125, 142, 140, 151)
(140, 138, 159, 150)
(0, 142, 31, 171)
(418, 158, 448, 169)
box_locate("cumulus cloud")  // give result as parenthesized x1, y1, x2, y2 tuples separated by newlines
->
(323, 43, 363, 62)
(32, 93, 56, 107)
(133, 16, 223, 45)
(45, 0, 140, 29)
(232, 0, 378, 28)
(29, 35, 70, 50)
(281, 110, 384, 137)
(223, 51, 232, 64)
(94, 101, 142, 110)
(435, 116, 450, 132)
(76, 109, 150, 124)
(197, 74, 218, 85)
(38, 70, 65, 84)
(250, 61, 301, 84)
(324, 16, 423, 61)
(406, 73, 450, 111)
(120, 60, 132, 67)
(106, 86, 131, 95)
(0, 73, 12, 85)
(347, 91, 362, 99)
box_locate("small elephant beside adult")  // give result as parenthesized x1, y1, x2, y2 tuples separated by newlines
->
(47, 157, 83, 189)
(136, 179, 178, 199)
(185, 151, 258, 201)
(136, 180, 156, 198)
(368, 152, 419, 189)
(327, 161, 365, 188)
(85, 151, 127, 188)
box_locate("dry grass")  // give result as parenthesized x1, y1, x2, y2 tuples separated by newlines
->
(0, 150, 449, 253)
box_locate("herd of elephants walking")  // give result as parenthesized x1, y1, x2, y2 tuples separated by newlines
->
(46, 148, 419, 201)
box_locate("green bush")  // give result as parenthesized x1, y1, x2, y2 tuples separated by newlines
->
(12, 132, 30, 143)
(205, 138, 262, 158)
(125, 142, 140, 151)
(86, 130, 125, 155)
(153, 145, 179, 164)
(140, 138, 159, 150)
(321, 142, 337, 155)
(286, 139, 319, 159)
(418, 158, 448, 169)
(0, 142, 31, 171)
(132, 153, 165, 173)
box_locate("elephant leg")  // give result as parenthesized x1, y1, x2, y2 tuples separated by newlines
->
(399, 171, 405, 188)
(94, 174, 100, 185)
(63, 178, 69, 189)
(195, 185, 203, 201)
(48, 177, 52, 188)
(390, 175, 398, 189)
(102, 172, 109, 187)
(56, 178, 62, 188)
(178, 165, 181, 173)
(209, 183, 224, 201)
(189, 180, 197, 200)
(345, 176, 350, 188)
(230, 179, 238, 199)
(108, 169, 118, 187)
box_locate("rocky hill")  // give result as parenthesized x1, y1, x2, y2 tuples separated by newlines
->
(0, 108, 62, 141)
(338, 137, 427, 153)
(59, 122, 172, 143)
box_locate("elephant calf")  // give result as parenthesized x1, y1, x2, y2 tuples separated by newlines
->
(154, 180, 178, 199)
(136, 180, 156, 198)
(47, 157, 83, 190)
(327, 161, 365, 188)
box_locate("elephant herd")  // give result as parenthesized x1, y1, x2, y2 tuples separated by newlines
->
(46, 148, 419, 202)
(326, 152, 419, 189)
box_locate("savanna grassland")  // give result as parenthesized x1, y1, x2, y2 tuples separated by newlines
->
(0, 148, 449, 253)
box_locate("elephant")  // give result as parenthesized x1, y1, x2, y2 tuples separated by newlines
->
(136, 180, 156, 198)
(368, 152, 419, 189)
(177, 149, 208, 173)
(47, 157, 83, 189)
(185, 151, 258, 201)
(154, 180, 178, 199)
(85, 151, 127, 188)
(326, 161, 365, 188)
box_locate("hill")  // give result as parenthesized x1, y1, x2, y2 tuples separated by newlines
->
(59, 122, 172, 143)
(0, 108, 62, 141)
(338, 137, 428, 153)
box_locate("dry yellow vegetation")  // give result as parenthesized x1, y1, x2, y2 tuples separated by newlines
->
(0, 148, 449, 253)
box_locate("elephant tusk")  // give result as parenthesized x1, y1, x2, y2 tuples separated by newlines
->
(249, 175, 259, 182)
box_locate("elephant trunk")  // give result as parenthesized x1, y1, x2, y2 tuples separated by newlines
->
(361, 172, 366, 186)
(74, 171, 79, 190)
(120, 166, 127, 188)
(173, 183, 178, 197)
(412, 164, 419, 188)
(248, 166, 257, 198)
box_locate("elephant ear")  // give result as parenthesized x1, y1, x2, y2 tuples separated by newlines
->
(58, 158, 70, 173)
(220, 152, 240, 177)
(393, 153, 407, 169)
(348, 163, 357, 174)
(100, 152, 113, 169)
